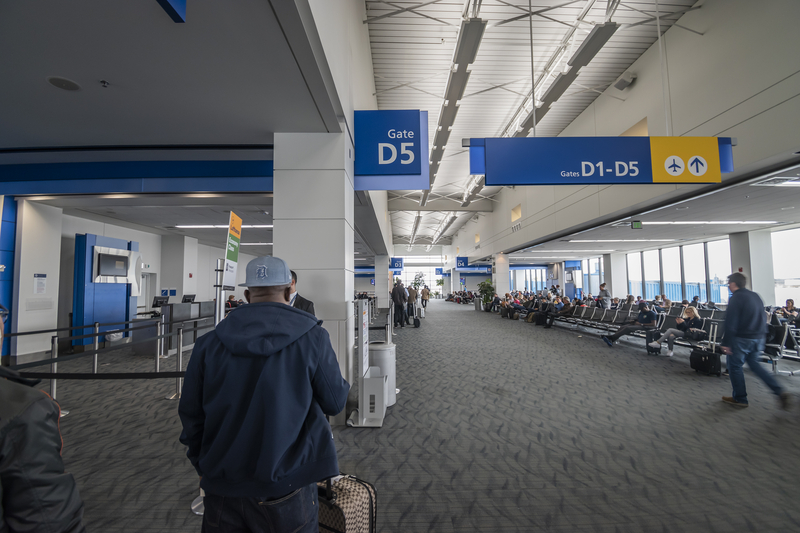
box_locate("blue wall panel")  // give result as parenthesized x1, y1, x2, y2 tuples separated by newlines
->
(73, 234, 137, 345)
(0, 197, 16, 355)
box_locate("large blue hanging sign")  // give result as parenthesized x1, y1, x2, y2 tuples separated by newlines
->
(456, 257, 469, 268)
(354, 110, 430, 191)
(390, 257, 404, 269)
(468, 137, 734, 186)
(435, 268, 443, 275)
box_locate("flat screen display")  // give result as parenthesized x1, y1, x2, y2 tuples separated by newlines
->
(98, 253, 129, 277)
(181, 294, 196, 303)
(152, 296, 169, 308)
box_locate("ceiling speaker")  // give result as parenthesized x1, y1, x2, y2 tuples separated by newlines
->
(614, 71, 637, 91)
(47, 77, 81, 91)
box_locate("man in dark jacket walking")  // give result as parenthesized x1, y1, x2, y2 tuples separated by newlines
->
(179, 256, 350, 533)
(720, 272, 790, 409)
(0, 367, 86, 533)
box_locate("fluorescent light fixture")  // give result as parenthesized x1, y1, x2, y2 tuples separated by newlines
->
(425, 245, 433, 252)
(175, 224, 273, 229)
(239, 243, 273, 246)
(461, 175, 485, 207)
(409, 212, 422, 244)
(355, 258, 368, 261)
(569, 239, 676, 243)
(516, 250, 615, 253)
(641, 221, 778, 225)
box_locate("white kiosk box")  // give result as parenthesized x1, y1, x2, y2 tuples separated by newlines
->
(348, 299, 388, 427)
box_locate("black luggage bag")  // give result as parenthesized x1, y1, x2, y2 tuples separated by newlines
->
(645, 329, 662, 354)
(500, 307, 508, 318)
(690, 348, 721, 376)
(318, 475, 377, 533)
(535, 312, 547, 326)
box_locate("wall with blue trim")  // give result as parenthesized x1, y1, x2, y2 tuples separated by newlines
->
(0, 197, 17, 356)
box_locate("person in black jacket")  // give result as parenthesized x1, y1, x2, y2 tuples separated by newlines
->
(648, 306, 703, 356)
(0, 367, 86, 533)
(179, 256, 349, 533)
(720, 272, 789, 409)
(289, 270, 315, 316)
(391, 281, 407, 328)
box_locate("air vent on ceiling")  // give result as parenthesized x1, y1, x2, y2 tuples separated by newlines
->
(751, 176, 800, 187)
(47, 77, 81, 91)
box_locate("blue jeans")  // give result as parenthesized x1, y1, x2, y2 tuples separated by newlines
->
(202, 483, 318, 533)
(728, 337, 783, 404)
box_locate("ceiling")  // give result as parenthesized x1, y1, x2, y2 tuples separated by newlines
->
(0, 0, 337, 149)
(503, 163, 800, 263)
(365, 0, 697, 244)
(31, 194, 377, 260)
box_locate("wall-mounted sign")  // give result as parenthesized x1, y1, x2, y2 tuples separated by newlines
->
(392, 270, 402, 276)
(468, 137, 734, 186)
(370, 279, 375, 285)
(222, 212, 242, 291)
(354, 110, 430, 191)
(456, 257, 469, 268)
(441, 272, 451, 277)
(390, 257, 404, 269)
(34, 273, 46, 294)
(460, 277, 466, 286)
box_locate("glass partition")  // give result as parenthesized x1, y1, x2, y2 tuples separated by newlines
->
(682, 243, 707, 301)
(582, 259, 590, 295)
(643, 250, 660, 299)
(706, 239, 731, 304)
(772, 228, 800, 305)
(627, 252, 642, 298)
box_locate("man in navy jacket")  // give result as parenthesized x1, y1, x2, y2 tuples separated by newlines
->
(720, 272, 789, 409)
(179, 256, 350, 533)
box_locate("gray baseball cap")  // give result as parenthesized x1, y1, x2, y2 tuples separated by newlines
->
(239, 256, 292, 287)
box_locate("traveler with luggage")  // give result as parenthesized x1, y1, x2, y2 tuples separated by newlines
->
(391, 281, 407, 328)
(406, 286, 417, 325)
(421, 286, 430, 308)
(179, 256, 350, 533)
(544, 298, 573, 328)
(720, 272, 790, 409)
(648, 306, 702, 357)
(597, 283, 612, 309)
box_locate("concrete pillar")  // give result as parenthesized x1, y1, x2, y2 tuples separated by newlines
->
(494, 253, 510, 296)
(160, 235, 198, 301)
(603, 253, 628, 300)
(273, 132, 355, 416)
(375, 255, 390, 308)
(729, 230, 775, 306)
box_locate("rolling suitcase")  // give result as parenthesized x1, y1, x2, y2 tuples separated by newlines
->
(500, 307, 508, 318)
(690, 348, 721, 376)
(413, 303, 421, 328)
(535, 312, 547, 326)
(318, 475, 377, 533)
(645, 329, 662, 355)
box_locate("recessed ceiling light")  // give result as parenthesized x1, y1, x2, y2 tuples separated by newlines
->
(47, 76, 80, 91)
(569, 239, 676, 243)
(781, 206, 795, 210)
(675, 206, 689, 210)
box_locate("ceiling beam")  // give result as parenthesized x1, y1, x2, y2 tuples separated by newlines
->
(390, 197, 493, 212)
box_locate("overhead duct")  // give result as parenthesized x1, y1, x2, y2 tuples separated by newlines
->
(432, 213, 457, 245)
(420, 17, 486, 206)
(409, 212, 422, 244)
(461, 175, 485, 207)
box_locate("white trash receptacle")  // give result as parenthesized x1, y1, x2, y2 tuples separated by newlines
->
(369, 342, 396, 407)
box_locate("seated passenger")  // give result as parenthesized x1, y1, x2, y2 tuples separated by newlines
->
(780, 299, 798, 321)
(648, 306, 703, 357)
(625, 295, 635, 305)
(544, 298, 573, 328)
(610, 298, 620, 310)
(601, 302, 657, 347)
(689, 295, 702, 308)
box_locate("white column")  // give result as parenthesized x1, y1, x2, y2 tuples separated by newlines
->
(729, 230, 775, 306)
(494, 253, 510, 296)
(12, 201, 63, 356)
(603, 253, 628, 300)
(160, 235, 199, 300)
(374, 255, 390, 308)
(273, 132, 355, 420)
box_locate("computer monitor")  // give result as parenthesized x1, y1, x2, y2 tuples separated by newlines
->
(181, 294, 196, 303)
(152, 296, 169, 308)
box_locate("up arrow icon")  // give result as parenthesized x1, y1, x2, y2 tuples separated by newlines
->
(688, 156, 708, 176)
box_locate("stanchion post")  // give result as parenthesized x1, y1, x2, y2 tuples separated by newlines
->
(50, 335, 58, 400)
(167, 327, 184, 400)
(92, 322, 100, 374)
(155, 320, 162, 373)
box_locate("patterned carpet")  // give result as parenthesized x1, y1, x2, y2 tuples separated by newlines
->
(47, 300, 800, 532)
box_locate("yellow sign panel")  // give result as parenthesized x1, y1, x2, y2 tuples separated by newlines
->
(649, 137, 722, 184)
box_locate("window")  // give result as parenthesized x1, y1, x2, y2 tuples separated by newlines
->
(511, 204, 521, 223)
(643, 250, 660, 299)
(706, 239, 731, 304)
(661, 247, 681, 302)
(589, 257, 601, 296)
(582, 259, 590, 295)
(772, 227, 800, 305)
(682, 243, 707, 301)
(627, 253, 642, 298)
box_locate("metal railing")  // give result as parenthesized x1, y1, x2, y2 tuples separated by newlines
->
(7, 315, 215, 407)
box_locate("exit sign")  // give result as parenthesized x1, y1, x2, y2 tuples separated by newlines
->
(631, 221, 643, 229)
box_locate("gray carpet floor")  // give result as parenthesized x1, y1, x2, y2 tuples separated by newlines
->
(46, 300, 800, 532)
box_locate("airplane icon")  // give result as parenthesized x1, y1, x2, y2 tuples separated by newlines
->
(667, 158, 682, 173)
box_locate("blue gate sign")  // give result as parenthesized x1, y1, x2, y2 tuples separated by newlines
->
(456, 257, 468, 268)
(355, 110, 421, 176)
(390, 257, 404, 269)
(435, 268, 443, 275)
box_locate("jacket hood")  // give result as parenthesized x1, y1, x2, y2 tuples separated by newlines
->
(214, 302, 321, 357)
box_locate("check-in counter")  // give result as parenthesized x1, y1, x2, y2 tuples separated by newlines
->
(132, 301, 215, 356)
